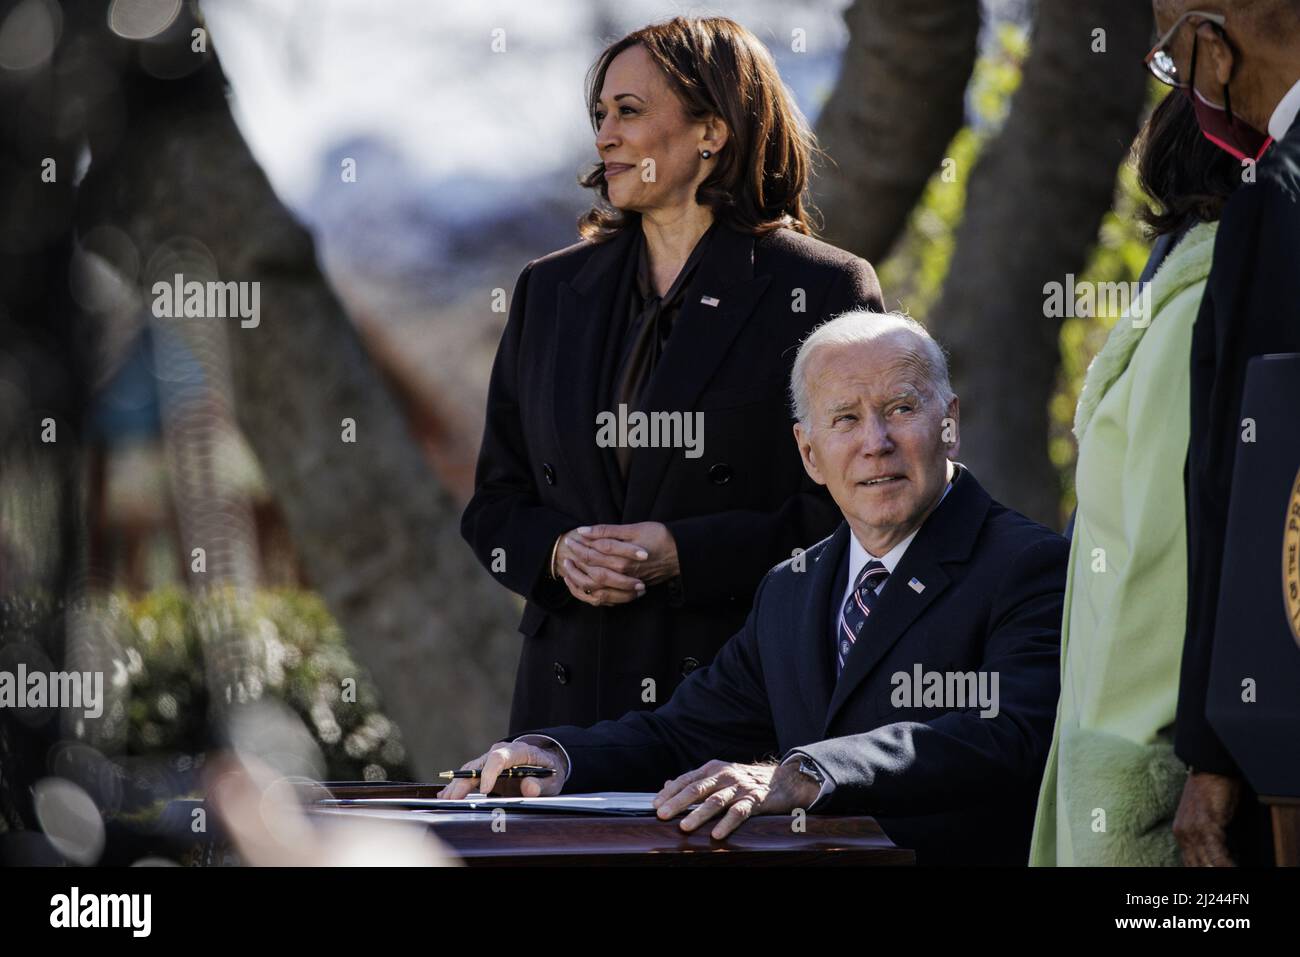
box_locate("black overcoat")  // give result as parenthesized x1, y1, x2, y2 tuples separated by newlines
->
(462, 223, 883, 733)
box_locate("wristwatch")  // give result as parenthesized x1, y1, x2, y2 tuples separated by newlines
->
(797, 756, 825, 785)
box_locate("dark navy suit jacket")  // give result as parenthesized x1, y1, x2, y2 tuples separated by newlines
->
(1178, 120, 1300, 775)
(523, 465, 1067, 864)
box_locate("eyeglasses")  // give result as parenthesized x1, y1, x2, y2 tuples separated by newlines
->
(1144, 10, 1227, 87)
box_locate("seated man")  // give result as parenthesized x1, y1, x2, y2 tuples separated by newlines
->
(441, 311, 1067, 865)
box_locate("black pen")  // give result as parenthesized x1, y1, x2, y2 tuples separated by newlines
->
(437, 765, 556, 780)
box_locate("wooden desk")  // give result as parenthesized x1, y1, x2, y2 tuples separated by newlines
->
(308, 784, 913, 866)
(1263, 798, 1300, 866)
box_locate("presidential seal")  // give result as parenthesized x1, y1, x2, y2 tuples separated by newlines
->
(1285, 466, 1300, 649)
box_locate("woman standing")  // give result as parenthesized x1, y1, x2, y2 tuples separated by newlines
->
(462, 17, 882, 733)
(1029, 90, 1241, 866)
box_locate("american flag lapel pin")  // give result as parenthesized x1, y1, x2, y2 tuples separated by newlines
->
(700, 295, 720, 307)
(908, 577, 925, 594)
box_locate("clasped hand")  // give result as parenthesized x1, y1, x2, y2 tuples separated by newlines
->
(555, 521, 679, 607)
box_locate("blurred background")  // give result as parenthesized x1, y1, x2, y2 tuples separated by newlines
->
(0, 0, 1159, 863)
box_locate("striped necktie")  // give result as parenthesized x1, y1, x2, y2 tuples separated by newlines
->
(837, 559, 889, 676)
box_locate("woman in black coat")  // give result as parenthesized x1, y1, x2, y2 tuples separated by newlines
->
(462, 16, 883, 733)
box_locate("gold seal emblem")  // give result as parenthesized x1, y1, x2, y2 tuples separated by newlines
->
(1285, 466, 1300, 649)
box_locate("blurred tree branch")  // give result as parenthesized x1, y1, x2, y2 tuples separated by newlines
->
(0, 0, 93, 834)
(930, 0, 1152, 525)
(815, 0, 981, 262)
(816, 0, 1152, 525)
(3, 0, 519, 785)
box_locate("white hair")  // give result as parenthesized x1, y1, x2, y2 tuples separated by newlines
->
(789, 310, 953, 425)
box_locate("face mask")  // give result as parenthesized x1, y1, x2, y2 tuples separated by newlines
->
(1184, 34, 1273, 162)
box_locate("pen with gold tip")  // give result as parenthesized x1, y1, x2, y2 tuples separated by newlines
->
(437, 765, 556, 779)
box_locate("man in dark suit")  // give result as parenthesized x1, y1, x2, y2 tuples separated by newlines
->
(1149, 0, 1300, 866)
(444, 313, 1067, 865)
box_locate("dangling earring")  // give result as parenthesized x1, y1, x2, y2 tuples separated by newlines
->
(700, 150, 712, 159)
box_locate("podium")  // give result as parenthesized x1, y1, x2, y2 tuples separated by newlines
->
(1206, 353, 1300, 865)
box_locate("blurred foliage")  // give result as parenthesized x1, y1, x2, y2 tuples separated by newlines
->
(876, 24, 1165, 516)
(1, 587, 411, 783)
(125, 587, 411, 780)
(876, 24, 1029, 320)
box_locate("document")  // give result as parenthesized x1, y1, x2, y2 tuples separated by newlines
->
(315, 791, 686, 816)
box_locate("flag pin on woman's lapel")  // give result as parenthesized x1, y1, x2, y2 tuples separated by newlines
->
(700, 295, 720, 307)
(908, 577, 925, 593)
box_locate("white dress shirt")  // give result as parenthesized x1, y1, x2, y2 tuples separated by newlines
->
(1269, 77, 1300, 141)
(519, 477, 956, 811)
(839, 478, 954, 611)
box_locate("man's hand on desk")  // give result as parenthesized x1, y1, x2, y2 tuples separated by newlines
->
(435, 740, 568, 800)
(652, 759, 822, 840)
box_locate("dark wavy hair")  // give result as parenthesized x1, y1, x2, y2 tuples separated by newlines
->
(1137, 89, 1243, 236)
(577, 16, 820, 242)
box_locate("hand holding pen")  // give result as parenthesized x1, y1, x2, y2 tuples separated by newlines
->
(437, 740, 568, 800)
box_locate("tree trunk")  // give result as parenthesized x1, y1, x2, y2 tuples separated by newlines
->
(930, 0, 1153, 526)
(814, 0, 982, 262)
(0, 0, 93, 833)
(76, 10, 519, 775)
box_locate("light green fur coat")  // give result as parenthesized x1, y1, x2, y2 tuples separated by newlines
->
(1029, 222, 1218, 866)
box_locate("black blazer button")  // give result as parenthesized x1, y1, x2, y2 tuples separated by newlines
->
(543, 463, 557, 486)
(666, 577, 685, 607)
(708, 463, 732, 485)
(553, 662, 569, 685)
(680, 656, 700, 676)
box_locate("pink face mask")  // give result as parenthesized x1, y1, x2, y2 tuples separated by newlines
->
(1185, 35, 1273, 163)
(1187, 87, 1274, 162)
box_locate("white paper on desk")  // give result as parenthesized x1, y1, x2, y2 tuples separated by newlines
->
(317, 791, 691, 816)
(312, 807, 504, 824)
